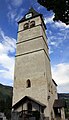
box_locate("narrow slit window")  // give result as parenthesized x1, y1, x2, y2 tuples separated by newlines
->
(26, 79, 31, 88)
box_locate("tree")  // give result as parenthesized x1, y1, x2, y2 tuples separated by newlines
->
(0, 96, 12, 120)
(0, 99, 5, 112)
(37, 0, 69, 25)
(4, 95, 12, 120)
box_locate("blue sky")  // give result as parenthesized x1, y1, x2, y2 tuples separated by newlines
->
(0, 0, 69, 93)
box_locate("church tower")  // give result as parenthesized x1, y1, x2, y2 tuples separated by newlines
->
(12, 8, 58, 120)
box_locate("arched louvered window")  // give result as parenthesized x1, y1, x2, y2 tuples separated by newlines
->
(26, 79, 31, 88)
(24, 23, 29, 30)
(30, 21, 35, 28)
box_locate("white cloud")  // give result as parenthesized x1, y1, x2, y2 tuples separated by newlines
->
(44, 14, 54, 24)
(0, 54, 15, 80)
(44, 13, 69, 29)
(0, 28, 16, 54)
(15, 8, 25, 22)
(7, 9, 17, 22)
(11, 0, 23, 7)
(54, 21, 69, 29)
(0, 43, 5, 54)
(58, 82, 69, 93)
(52, 63, 69, 85)
(37, 5, 45, 11)
(52, 63, 69, 93)
(50, 41, 56, 46)
(46, 20, 69, 53)
(7, 4, 25, 22)
(0, 28, 16, 86)
(48, 46, 53, 54)
(47, 35, 61, 51)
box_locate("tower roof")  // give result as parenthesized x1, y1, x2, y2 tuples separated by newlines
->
(18, 7, 42, 23)
(18, 7, 46, 29)
(28, 7, 41, 16)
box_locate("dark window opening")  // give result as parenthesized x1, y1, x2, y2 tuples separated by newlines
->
(30, 21, 35, 28)
(54, 108, 61, 117)
(26, 79, 31, 88)
(24, 23, 29, 30)
(41, 108, 44, 113)
(27, 102, 32, 111)
(0, 119, 3, 120)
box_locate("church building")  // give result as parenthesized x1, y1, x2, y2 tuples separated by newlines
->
(12, 8, 65, 120)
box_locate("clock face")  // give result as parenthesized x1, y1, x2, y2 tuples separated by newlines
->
(25, 13, 32, 19)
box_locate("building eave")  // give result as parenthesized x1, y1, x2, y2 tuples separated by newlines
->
(12, 96, 46, 109)
(52, 79, 58, 86)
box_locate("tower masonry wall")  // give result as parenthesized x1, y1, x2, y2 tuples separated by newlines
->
(16, 36, 49, 57)
(18, 16, 43, 32)
(13, 50, 48, 105)
(13, 12, 58, 120)
(17, 16, 47, 46)
(18, 25, 43, 42)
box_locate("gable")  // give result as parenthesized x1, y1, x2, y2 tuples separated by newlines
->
(12, 96, 46, 110)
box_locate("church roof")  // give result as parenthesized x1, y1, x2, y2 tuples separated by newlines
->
(12, 96, 46, 109)
(53, 99, 66, 108)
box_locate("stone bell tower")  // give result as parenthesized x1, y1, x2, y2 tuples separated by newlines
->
(12, 8, 58, 120)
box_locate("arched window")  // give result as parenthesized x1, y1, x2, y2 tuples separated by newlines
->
(30, 21, 35, 28)
(27, 102, 32, 111)
(24, 23, 29, 30)
(26, 79, 31, 88)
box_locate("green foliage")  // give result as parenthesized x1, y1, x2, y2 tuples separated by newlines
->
(37, 0, 69, 25)
(58, 93, 69, 119)
(0, 84, 12, 120)
(65, 99, 69, 118)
